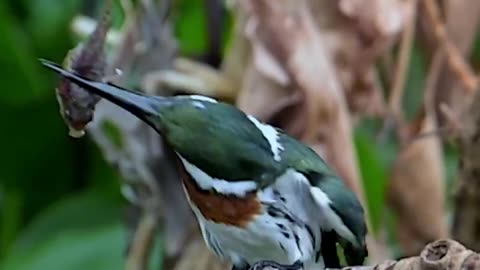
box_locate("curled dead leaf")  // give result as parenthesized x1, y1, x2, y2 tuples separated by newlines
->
(389, 110, 448, 256)
(338, 0, 412, 42)
(239, 0, 363, 195)
(55, 0, 112, 138)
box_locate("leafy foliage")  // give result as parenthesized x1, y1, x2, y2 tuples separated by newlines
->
(0, 0, 199, 268)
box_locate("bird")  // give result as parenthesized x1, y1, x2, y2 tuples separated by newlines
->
(40, 59, 368, 270)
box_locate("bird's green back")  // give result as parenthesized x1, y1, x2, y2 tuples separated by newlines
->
(157, 98, 285, 184)
(277, 132, 336, 176)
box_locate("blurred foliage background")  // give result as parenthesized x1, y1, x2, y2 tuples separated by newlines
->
(0, 0, 211, 269)
(0, 0, 475, 269)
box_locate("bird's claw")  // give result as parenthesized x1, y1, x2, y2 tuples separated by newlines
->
(248, 260, 303, 270)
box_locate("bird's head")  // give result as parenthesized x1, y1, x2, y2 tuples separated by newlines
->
(42, 59, 223, 136)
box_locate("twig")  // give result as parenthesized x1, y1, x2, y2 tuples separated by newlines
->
(404, 40, 464, 145)
(125, 212, 158, 270)
(405, 105, 454, 140)
(381, 50, 395, 84)
(388, 0, 417, 122)
(378, 0, 417, 143)
(401, 41, 446, 145)
(421, 0, 478, 92)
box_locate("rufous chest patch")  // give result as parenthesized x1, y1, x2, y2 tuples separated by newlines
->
(175, 158, 262, 228)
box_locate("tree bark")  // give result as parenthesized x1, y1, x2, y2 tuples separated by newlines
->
(251, 240, 480, 270)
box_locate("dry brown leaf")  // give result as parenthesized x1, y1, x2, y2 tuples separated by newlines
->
(244, 18, 290, 87)
(237, 0, 364, 196)
(420, 0, 478, 94)
(235, 58, 294, 121)
(338, 0, 412, 119)
(338, 0, 412, 41)
(388, 110, 448, 256)
(232, 2, 305, 136)
(221, 3, 251, 93)
(306, 0, 414, 119)
(55, 0, 112, 138)
(425, 0, 480, 126)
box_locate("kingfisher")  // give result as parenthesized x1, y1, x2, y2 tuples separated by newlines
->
(41, 59, 368, 270)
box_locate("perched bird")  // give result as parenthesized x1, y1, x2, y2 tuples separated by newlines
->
(41, 59, 368, 270)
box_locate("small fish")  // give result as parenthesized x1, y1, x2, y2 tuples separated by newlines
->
(55, 0, 112, 138)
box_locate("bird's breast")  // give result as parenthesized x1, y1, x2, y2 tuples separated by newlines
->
(175, 157, 262, 228)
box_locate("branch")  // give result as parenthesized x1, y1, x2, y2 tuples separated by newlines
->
(125, 213, 158, 270)
(421, 0, 478, 93)
(249, 240, 480, 270)
(388, 0, 417, 124)
(452, 79, 480, 251)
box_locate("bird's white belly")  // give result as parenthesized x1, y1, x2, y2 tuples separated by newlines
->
(182, 160, 323, 270)
(190, 202, 310, 267)
(183, 169, 325, 269)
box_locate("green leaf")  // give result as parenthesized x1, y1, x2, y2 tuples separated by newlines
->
(470, 30, 480, 70)
(26, 0, 80, 50)
(403, 45, 426, 120)
(8, 191, 121, 256)
(384, 208, 402, 258)
(3, 223, 126, 270)
(0, 1, 47, 105)
(354, 128, 390, 235)
(443, 144, 459, 210)
(0, 100, 76, 221)
(101, 120, 126, 150)
(2, 191, 164, 270)
(174, 0, 207, 54)
(0, 188, 23, 257)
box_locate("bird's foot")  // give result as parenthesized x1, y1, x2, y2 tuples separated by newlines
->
(248, 260, 303, 270)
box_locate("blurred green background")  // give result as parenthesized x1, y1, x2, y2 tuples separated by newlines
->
(0, 0, 466, 269)
(0, 0, 214, 269)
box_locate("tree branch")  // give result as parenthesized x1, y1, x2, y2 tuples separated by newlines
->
(388, 0, 417, 125)
(421, 0, 478, 92)
(452, 80, 480, 251)
(249, 240, 480, 270)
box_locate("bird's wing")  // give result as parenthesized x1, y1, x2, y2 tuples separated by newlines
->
(277, 132, 368, 265)
(309, 173, 368, 266)
(169, 105, 287, 185)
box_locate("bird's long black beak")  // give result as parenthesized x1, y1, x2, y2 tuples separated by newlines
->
(40, 59, 166, 132)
